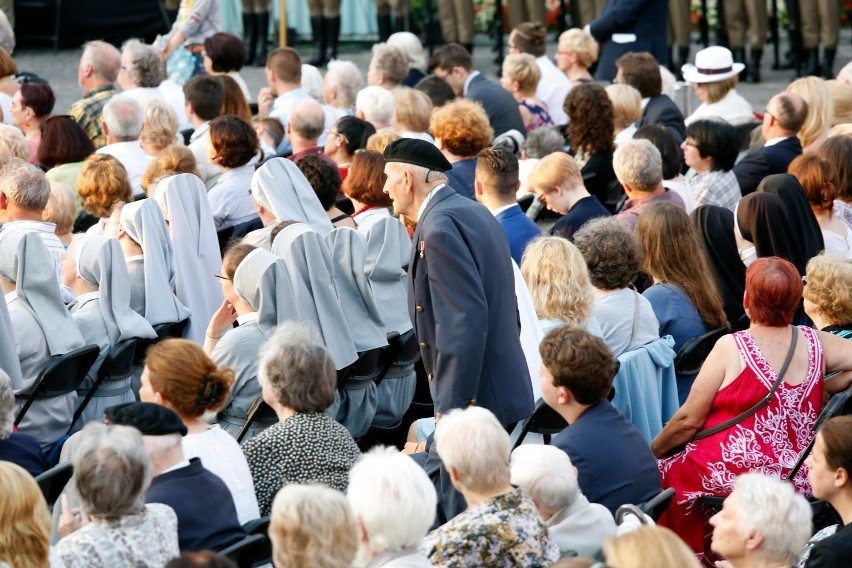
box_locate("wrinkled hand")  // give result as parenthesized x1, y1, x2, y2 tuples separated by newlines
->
(257, 87, 275, 117)
(207, 299, 238, 339)
(58, 494, 90, 538)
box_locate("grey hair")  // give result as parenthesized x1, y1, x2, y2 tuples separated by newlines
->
(0, 10, 13, 55)
(393, 162, 447, 185)
(102, 94, 144, 140)
(613, 138, 662, 193)
(83, 40, 121, 84)
(522, 127, 565, 159)
(141, 432, 183, 460)
(730, 473, 812, 565)
(0, 158, 51, 210)
(121, 39, 164, 88)
(289, 99, 326, 141)
(73, 422, 152, 518)
(0, 124, 29, 161)
(369, 43, 409, 86)
(387, 32, 426, 70)
(0, 369, 13, 440)
(258, 321, 336, 413)
(510, 445, 579, 511)
(356, 86, 394, 129)
(325, 60, 364, 108)
(434, 407, 511, 493)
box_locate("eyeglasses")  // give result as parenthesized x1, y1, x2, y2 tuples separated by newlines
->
(214, 273, 231, 281)
(684, 140, 699, 148)
(328, 130, 349, 144)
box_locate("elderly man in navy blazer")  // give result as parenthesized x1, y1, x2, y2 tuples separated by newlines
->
(733, 92, 807, 195)
(383, 138, 534, 522)
(474, 147, 540, 264)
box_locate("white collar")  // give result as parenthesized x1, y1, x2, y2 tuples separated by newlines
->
(417, 184, 446, 221)
(126, 254, 144, 262)
(190, 121, 209, 143)
(161, 459, 192, 474)
(641, 97, 650, 109)
(491, 203, 516, 217)
(76, 291, 101, 305)
(764, 135, 791, 147)
(237, 311, 259, 326)
(4, 289, 16, 304)
(463, 71, 481, 96)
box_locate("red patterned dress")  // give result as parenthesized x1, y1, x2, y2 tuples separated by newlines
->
(657, 326, 824, 553)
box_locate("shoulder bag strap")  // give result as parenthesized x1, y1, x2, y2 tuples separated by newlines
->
(693, 326, 798, 442)
(619, 290, 642, 358)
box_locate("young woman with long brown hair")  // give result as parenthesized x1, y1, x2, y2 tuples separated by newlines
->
(635, 201, 729, 403)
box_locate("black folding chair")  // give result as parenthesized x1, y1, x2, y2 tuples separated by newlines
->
(154, 319, 189, 341)
(219, 534, 270, 568)
(15, 344, 100, 429)
(375, 329, 421, 388)
(35, 462, 74, 509)
(673, 327, 728, 376)
(510, 398, 568, 449)
(235, 395, 279, 444)
(242, 516, 270, 536)
(639, 487, 676, 521)
(337, 347, 384, 389)
(70, 339, 139, 433)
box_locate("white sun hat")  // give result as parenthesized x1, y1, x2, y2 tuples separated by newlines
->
(682, 46, 746, 83)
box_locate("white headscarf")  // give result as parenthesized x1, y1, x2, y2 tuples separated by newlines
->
(153, 174, 224, 344)
(74, 235, 157, 344)
(361, 217, 413, 334)
(325, 227, 387, 352)
(251, 158, 334, 236)
(120, 199, 190, 326)
(0, 294, 23, 389)
(233, 247, 299, 336)
(0, 231, 84, 356)
(271, 223, 357, 369)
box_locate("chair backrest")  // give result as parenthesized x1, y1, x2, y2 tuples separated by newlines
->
(15, 344, 101, 427)
(218, 533, 270, 568)
(510, 398, 568, 449)
(34, 462, 74, 509)
(98, 339, 138, 382)
(153, 319, 189, 341)
(241, 516, 270, 536)
(787, 384, 852, 480)
(236, 395, 278, 444)
(337, 347, 383, 389)
(639, 487, 676, 521)
(674, 327, 728, 376)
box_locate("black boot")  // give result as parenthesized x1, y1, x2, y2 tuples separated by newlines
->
(377, 13, 392, 42)
(243, 13, 256, 65)
(822, 48, 836, 79)
(677, 46, 690, 78)
(165, 9, 178, 25)
(733, 48, 747, 80)
(803, 47, 820, 77)
(326, 16, 340, 62)
(308, 16, 327, 66)
(254, 12, 269, 66)
(667, 45, 676, 74)
(746, 48, 762, 83)
(393, 14, 407, 33)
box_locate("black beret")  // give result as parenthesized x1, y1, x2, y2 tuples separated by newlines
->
(109, 402, 188, 436)
(383, 138, 453, 172)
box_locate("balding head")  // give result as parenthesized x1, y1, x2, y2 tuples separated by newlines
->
(81, 41, 121, 86)
(287, 99, 326, 150)
(764, 92, 809, 139)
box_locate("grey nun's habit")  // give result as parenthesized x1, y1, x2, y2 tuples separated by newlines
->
(214, 248, 297, 440)
(243, 158, 334, 249)
(326, 227, 388, 437)
(70, 235, 157, 430)
(0, 291, 23, 389)
(120, 199, 190, 327)
(0, 231, 85, 449)
(154, 173, 224, 344)
(361, 216, 418, 427)
(271, 223, 358, 370)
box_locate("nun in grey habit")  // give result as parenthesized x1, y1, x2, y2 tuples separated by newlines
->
(119, 199, 190, 327)
(154, 173, 224, 344)
(243, 158, 334, 250)
(361, 217, 418, 428)
(67, 235, 157, 430)
(0, 232, 86, 450)
(325, 227, 388, 437)
(213, 248, 298, 440)
(0, 290, 23, 391)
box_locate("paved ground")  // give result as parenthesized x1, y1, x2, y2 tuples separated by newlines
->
(12, 30, 852, 118)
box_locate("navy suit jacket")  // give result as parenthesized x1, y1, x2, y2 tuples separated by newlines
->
(638, 95, 687, 144)
(466, 74, 526, 137)
(551, 401, 661, 515)
(146, 458, 245, 552)
(409, 186, 534, 426)
(495, 204, 541, 264)
(445, 158, 477, 201)
(733, 136, 803, 195)
(589, 0, 669, 81)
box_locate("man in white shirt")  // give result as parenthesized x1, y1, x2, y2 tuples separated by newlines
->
(257, 47, 311, 155)
(0, 159, 72, 301)
(96, 95, 153, 198)
(184, 75, 225, 187)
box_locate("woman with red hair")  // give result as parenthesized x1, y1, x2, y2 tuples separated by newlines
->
(650, 257, 852, 556)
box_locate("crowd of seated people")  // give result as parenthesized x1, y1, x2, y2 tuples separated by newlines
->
(4, 14, 852, 568)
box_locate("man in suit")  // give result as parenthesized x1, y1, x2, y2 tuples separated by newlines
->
(474, 147, 541, 264)
(616, 52, 686, 145)
(586, 0, 668, 82)
(382, 138, 534, 522)
(430, 44, 525, 138)
(540, 326, 660, 515)
(733, 92, 807, 195)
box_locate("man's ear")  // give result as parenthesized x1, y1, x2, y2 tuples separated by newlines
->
(474, 179, 484, 195)
(557, 385, 574, 406)
(102, 120, 110, 136)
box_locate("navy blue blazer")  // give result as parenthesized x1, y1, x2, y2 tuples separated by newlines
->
(445, 158, 477, 201)
(0, 432, 45, 476)
(146, 458, 245, 552)
(551, 401, 661, 515)
(466, 74, 526, 137)
(589, 0, 669, 81)
(733, 136, 803, 196)
(495, 204, 541, 264)
(638, 95, 687, 144)
(408, 186, 534, 426)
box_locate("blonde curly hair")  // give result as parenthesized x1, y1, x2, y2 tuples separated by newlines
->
(521, 236, 594, 326)
(804, 253, 852, 325)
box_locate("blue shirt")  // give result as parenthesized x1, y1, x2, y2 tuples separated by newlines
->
(550, 195, 610, 241)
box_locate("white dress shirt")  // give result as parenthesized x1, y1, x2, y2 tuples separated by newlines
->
(97, 141, 155, 197)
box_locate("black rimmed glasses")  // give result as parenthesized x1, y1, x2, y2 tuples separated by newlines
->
(214, 273, 230, 281)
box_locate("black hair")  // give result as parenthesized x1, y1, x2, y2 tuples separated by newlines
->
(633, 124, 682, 180)
(686, 119, 740, 172)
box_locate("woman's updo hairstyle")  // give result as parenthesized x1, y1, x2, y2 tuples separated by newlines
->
(145, 339, 235, 418)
